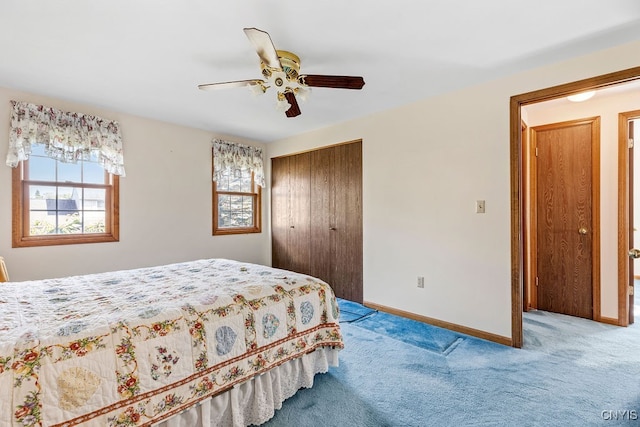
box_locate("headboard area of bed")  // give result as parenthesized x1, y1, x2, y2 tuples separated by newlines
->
(0, 258, 343, 426)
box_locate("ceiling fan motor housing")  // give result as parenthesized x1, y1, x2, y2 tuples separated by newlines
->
(261, 50, 306, 97)
(262, 51, 299, 80)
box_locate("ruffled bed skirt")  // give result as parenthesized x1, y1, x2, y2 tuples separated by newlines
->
(155, 347, 340, 427)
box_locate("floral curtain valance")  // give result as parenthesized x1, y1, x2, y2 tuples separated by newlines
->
(212, 139, 265, 187)
(5, 100, 126, 176)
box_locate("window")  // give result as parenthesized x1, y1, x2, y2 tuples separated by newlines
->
(12, 144, 119, 247)
(211, 140, 264, 236)
(213, 166, 261, 235)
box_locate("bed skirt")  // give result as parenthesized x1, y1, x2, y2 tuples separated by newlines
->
(156, 347, 339, 427)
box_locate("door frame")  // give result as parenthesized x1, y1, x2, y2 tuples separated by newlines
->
(528, 117, 601, 321)
(618, 110, 640, 326)
(521, 121, 530, 311)
(509, 66, 640, 348)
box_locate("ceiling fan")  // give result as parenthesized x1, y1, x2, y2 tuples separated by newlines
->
(198, 27, 365, 118)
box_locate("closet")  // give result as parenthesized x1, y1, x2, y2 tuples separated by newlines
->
(271, 140, 363, 303)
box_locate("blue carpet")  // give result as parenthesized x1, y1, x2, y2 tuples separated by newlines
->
(261, 297, 640, 426)
(338, 299, 377, 323)
(341, 299, 463, 355)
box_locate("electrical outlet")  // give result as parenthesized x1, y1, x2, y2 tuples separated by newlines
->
(476, 200, 486, 213)
(417, 276, 425, 288)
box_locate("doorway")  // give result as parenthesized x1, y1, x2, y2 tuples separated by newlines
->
(509, 66, 640, 348)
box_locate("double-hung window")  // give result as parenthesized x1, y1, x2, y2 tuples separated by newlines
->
(12, 145, 119, 247)
(212, 140, 264, 235)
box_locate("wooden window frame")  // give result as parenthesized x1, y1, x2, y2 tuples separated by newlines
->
(12, 159, 120, 248)
(212, 169, 262, 236)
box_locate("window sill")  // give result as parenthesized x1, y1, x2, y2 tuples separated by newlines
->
(13, 233, 119, 248)
(213, 227, 262, 236)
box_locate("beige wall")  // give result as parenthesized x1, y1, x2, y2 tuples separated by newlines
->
(0, 86, 270, 281)
(266, 40, 640, 339)
(525, 89, 640, 319)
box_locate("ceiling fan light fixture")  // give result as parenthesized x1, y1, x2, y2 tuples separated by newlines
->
(248, 82, 267, 96)
(275, 93, 291, 112)
(295, 86, 311, 102)
(567, 90, 596, 102)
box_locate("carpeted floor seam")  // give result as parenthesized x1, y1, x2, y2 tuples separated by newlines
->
(441, 336, 464, 356)
(339, 308, 378, 324)
(345, 318, 458, 355)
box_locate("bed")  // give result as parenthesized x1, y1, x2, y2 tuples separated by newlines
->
(0, 258, 343, 426)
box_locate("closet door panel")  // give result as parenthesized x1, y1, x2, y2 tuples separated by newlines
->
(333, 142, 363, 302)
(310, 147, 333, 284)
(288, 153, 311, 274)
(271, 156, 291, 270)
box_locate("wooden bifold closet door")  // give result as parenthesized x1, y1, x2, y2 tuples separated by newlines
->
(271, 153, 312, 274)
(271, 141, 363, 303)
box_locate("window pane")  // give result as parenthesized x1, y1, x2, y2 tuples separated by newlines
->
(58, 161, 82, 183)
(58, 187, 81, 218)
(83, 188, 106, 210)
(28, 156, 56, 181)
(237, 170, 253, 192)
(30, 144, 47, 156)
(217, 168, 252, 192)
(83, 161, 105, 184)
(29, 185, 56, 205)
(218, 195, 254, 228)
(29, 211, 55, 235)
(242, 197, 254, 225)
(218, 195, 233, 227)
(57, 211, 82, 234)
(216, 169, 231, 192)
(85, 211, 106, 233)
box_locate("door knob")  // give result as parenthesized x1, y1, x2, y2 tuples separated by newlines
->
(329, 227, 337, 231)
(629, 248, 640, 259)
(578, 227, 588, 235)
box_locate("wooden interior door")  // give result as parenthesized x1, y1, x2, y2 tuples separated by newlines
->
(533, 118, 600, 320)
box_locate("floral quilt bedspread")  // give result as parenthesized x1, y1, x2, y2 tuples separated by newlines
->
(0, 259, 343, 426)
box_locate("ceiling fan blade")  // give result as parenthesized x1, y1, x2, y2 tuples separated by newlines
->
(299, 75, 365, 90)
(198, 79, 265, 91)
(243, 27, 282, 70)
(284, 92, 301, 118)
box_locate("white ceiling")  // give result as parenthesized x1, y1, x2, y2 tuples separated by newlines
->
(1, 0, 640, 143)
